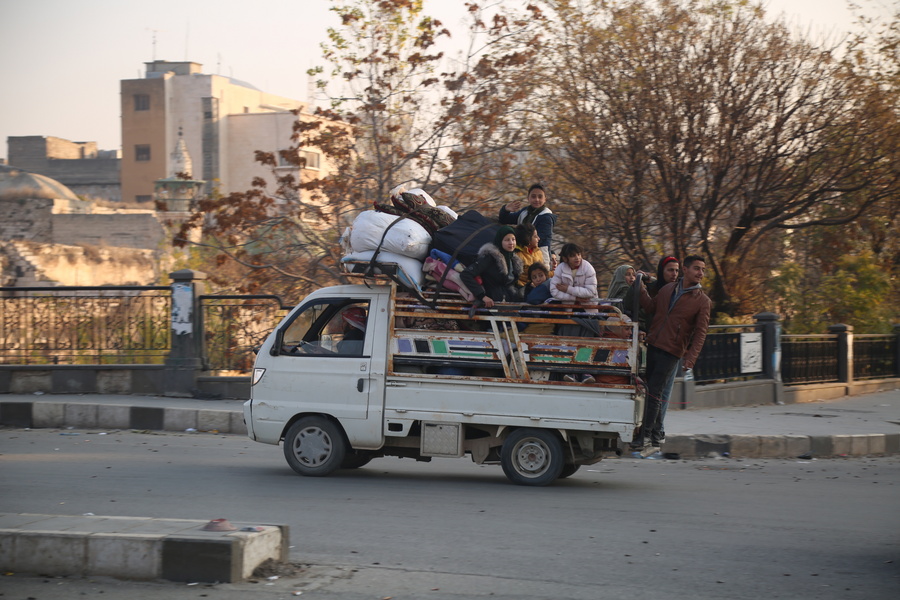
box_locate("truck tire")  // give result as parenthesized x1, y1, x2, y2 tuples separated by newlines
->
(283, 416, 347, 477)
(340, 452, 373, 469)
(558, 464, 580, 479)
(500, 428, 565, 486)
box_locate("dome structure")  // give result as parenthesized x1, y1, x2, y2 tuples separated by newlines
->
(0, 166, 80, 202)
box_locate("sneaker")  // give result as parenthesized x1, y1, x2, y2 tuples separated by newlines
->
(640, 445, 660, 458)
(581, 374, 596, 384)
(643, 450, 663, 460)
(629, 440, 650, 452)
(563, 374, 579, 383)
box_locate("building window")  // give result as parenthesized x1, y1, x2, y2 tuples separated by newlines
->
(300, 150, 320, 170)
(135, 145, 151, 161)
(135, 195, 152, 203)
(134, 94, 150, 111)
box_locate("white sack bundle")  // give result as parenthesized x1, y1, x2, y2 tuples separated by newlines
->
(348, 210, 432, 260)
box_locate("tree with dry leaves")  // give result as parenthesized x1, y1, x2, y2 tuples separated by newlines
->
(533, 0, 900, 314)
(174, 0, 545, 300)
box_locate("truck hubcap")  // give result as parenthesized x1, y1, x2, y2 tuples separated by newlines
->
(514, 439, 550, 476)
(294, 426, 332, 466)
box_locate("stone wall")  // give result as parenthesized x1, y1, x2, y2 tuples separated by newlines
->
(0, 197, 53, 242)
(12, 241, 159, 286)
(52, 213, 166, 250)
(38, 158, 120, 186)
(66, 183, 121, 203)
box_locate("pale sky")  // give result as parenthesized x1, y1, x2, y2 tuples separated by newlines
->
(0, 0, 890, 161)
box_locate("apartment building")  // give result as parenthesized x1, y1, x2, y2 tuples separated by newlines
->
(121, 60, 319, 203)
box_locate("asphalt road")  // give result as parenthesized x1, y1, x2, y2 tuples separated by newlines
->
(1, 427, 898, 599)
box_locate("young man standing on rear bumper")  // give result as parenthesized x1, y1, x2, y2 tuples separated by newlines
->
(632, 255, 711, 456)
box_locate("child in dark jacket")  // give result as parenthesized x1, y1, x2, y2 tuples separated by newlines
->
(460, 225, 523, 308)
(524, 262, 552, 304)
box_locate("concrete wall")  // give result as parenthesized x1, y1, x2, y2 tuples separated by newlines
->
(671, 377, 900, 411)
(0, 197, 53, 242)
(9, 241, 159, 286)
(52, 213, 166, 250)
(67, 183, 121, 203)
(35, 158, 119, 186)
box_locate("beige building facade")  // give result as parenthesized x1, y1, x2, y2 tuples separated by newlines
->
(121, 61, 318, 204)
(7, 136, 121, 202)
(0, 166, 162, 286)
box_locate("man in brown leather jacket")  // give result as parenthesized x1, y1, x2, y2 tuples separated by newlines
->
(631, 255, 711, 456)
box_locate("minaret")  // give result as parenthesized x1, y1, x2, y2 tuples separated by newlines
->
(170, 127, 193, 177)
(154, 127, 204, 215)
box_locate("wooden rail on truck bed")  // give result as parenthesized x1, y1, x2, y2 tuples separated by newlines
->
(389, 290, 638, 387)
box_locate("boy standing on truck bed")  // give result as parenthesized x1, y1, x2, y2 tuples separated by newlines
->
(632, 255, 711, 457)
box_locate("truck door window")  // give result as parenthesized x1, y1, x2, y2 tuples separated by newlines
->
(280, 300, 370, 357)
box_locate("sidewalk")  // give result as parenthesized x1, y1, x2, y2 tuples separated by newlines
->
(662, 390, 900, 458)
(1, 389, 898, 459)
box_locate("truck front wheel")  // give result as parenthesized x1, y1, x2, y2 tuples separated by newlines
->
(500, 428, 565, 486)
(283, 417, 347, 477)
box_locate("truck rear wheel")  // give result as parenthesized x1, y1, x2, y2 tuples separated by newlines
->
(283, 416, 347, 477)
(500, 428, 565, 486)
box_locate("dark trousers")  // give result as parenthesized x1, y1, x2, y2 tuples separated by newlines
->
(633, 345, 680, 447)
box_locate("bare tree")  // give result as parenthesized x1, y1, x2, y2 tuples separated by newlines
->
(533, 0, 900, 313)
(173, 0, 545, 298)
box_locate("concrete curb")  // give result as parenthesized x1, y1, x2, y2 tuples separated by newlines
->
(0, 513, 287, 583)
(661, 433, 900, 459)
(3, 399, 898, 460)
(0, 400, 247, 435)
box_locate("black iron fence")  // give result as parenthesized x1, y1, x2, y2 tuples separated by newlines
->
(0, 286, 171, 365)
(853, 334, 897, 380)
(199, 295, 292, 374)
(693, 324, 763, 383)
(781, 334, 839, 384)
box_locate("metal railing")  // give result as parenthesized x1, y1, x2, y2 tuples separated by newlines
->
(199, 295, 292, 374)
(693, 324, 762, 383)
(854, 334, 897, 380)
(2, 285, 896, 386)
(781, 334, 839, 385)
(0, 286, 171, 365)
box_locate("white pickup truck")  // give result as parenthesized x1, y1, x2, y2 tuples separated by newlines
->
(244, 280, 644, 485)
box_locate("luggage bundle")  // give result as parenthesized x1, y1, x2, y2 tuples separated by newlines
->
(341, 185, 499, 301)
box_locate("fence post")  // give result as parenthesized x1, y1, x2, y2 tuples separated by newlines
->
(754, 311, 783, 404)
(164, 269, 208, 397)
(827, 323, 854, 385)
(894, 324, 900, 378)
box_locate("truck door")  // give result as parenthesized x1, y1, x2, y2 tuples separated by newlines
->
(260, 294, 385, 447)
